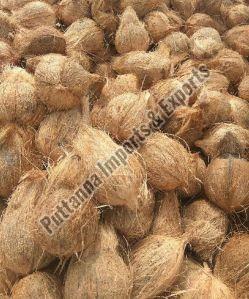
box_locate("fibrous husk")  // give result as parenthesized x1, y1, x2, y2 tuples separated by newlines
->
(171, 0, 200, 20)
(115, 6, 150, 54)
(0, 170, 54, 274)
(235, 270, 249, 299)
(190, 27, 223, 59)
(139, 133, 194, 192)
(106, 182, 155, 241)
(11, 272, 62, 299)
(173, 259, 235, 298)
(95, 62, 115, 78)
(35, 54, 100, 111)
(199, 0, 223, 16)
(0, 66, 45, 126)
(183, 199, 229, 261)
(208, 48, 246, 83)
(67, 50, 92, 71)
(112, 50, 171, 88)
(36, 109, 83, 162)
(239, 75, 249, 101)
(0, 41, 18, 70)
(56, 0, 90, 26)
(14, 26, 66, 57)
(185, 13, 226, 36)
(0, 11, 17, 43)
(228, 95, 249, 129)
(64, 224, 132, 299)
(152, 191, 183, 237)
(0, 263, 17, 296)
(13, 1, 56, 29)
(0, 0, 56, 10)
(195, 123, 249, 160)
(221, 2, 249, 28)
(144, 10, 183, 43)
(0, 124, 42, 198)
(131, 235, 186, 298)
(158, 31, 190, 54)
(65, 17, 105, 57)
(224, 25, 249, 57)
(204, 156, 249, 213)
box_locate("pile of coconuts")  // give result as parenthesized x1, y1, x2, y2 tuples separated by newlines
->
(0, 0, 248, 298)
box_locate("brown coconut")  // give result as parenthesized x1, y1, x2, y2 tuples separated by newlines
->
(171, 0, 200, 20)
(0, 124, 42, 198)
(0, 263, 17, 296)
(115, 6, 149, 54)
(0, 41, 18, 69)
(13, 1, 56, 29)
(224, 25, 249, 57)
(14, 26, 66, 57)
(228, 95, 249, 129)
(173, 259, 235, 298)
(0, 0, 56, 10)
(68, 51, 92, 71)
(199, 0, 223, 16)
(158, 31, 190, 54)
(0, 170, 54, 274)
(131, 235, 186, 298)
(119, 0, 165, 17)
(204, 156, 249, 213)
(0, 11, 17, 43)
(139, 133, 194, 192)
(144, 10, 183, 43)
(195, 123, 249, 160)
(95, 62, 115, 78)
(183, 199, 229, 261)
(239, 75, 249, 101)
(11, 272, 62, 299)
(36, 109, 83, 162)
(64, 224, 132, 299)
(56, 0, 90, 26)
(35, 54, 100, 111)
(190, 27, 223, 59)
(221, 2, 249, 28)
(106, 182, 155, 241)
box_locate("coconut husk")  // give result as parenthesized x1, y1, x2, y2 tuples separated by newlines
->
(239, 75, 249, 101)
(195, 123, 249, 160)
(183, 199, 229, 261)
(56, 0, 90, 26)
(64, 224, 132, 299)
(68, 51, 92, 71)
(171, 0, 200, 20)
(0, 170, 54, 274)
(224, 25, 249, 57)
(11, 272, 62, 299)
(119, 0, 165, 17)
(0, 11, 17, 43)
(13, 1, 56, 29)
(131, 235, 186, 298)
(158, 31, 190, 54)
(199, 0, 223, 16)
(0, 262, 17, 296)
(235, 270, 249, 299)
(221, 2, 249, 28)
(95, 62, 115, 78)
(35, 54, 100, 111)
(228, 95, 249, 129)
(0, 41, 18, 70)
(0, 0, 34, 10)
(204, 156, 249, 213)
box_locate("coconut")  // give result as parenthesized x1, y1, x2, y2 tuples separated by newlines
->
(14, 26, 66, 57)
(199, 0, 223, 16)
(139, 133, 194, 192)
(190, 27, 223, 59)
(0, 124, 42, 198)
(204, 156, 249, 213)
(183, 199, 229, 261)
(208, 48, 246, 83)
(171, 0, 200, 20)
(0, 11, 17, 43)
(0, 263, 17, 296)
(158, 31, 190, 54)
(115, 6, 149, 54)
(13, 1, 56, 29)
(0, 41, 18, 69)
(144, 10, 183, 43)
(65, 18, 105, 57)
(119, 0, 165, 17)
(106, 182, 155, 241)
(56, 0, 90, 26)
(0, 66, 45, 126)
(131, 235, 186, 298)
(173, 259, 235, 298)
(112, 50, 171, 88)
(0, 0, 57, 10)
(35, 54, 100, 111)
(221, 2, 249, 28)
(11, 272, 61, 299)
(95, 62, 115, 78)
(228, 95, 249, 129)
(195, 123, 249, 160)
(0, 170, 54, 274)
(224, 25, 249, 57)
(185, 13, 226, 37)
(239, 75, 249, 101)
(68, 51, 92, 71)
(64, 224, 132, 299)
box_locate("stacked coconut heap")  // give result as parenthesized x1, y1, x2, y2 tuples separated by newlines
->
(0, 0, 248, 298)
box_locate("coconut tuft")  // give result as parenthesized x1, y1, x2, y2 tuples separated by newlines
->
(204, 156, 249, 213)
(0, 11, 17, 43)
(239, 75, 249, 102)
(171, 0, 200, 20)
(224, 25, 249, 57)
(221, 2, 249, 28)
(228, 95, 249, 129)
(0, 41, 18, 70)
(119, 0, 165, 17)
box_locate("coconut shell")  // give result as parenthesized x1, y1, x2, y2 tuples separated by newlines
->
(0, 11, 17, 43)
(183, 199, 229, 261)
(139, 133, 194, 192)
(171, 0, 200, 19)
(204, 156, 249, 213)
(13, 1, 56, 29)
(0, 263, 17, 296)
(131, 235, 186, 298)
(224, 25, 249, 57)
(115, 6, 149, 54)
(11, 272, 62, 299)
(56, 0, 90, 26)
(0, 41, 18, 69)
(239, 75, 249, 101)
(106, 182, 155, 241)
(35, 54, 100, 111)
(228, 95, 249, 129)
(195, 123, 249, 159)
(221, 2, 249, 28)
(119, 0, 165, 17)
(0, 170, 54, 274)
(64, 224, 132, 299)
